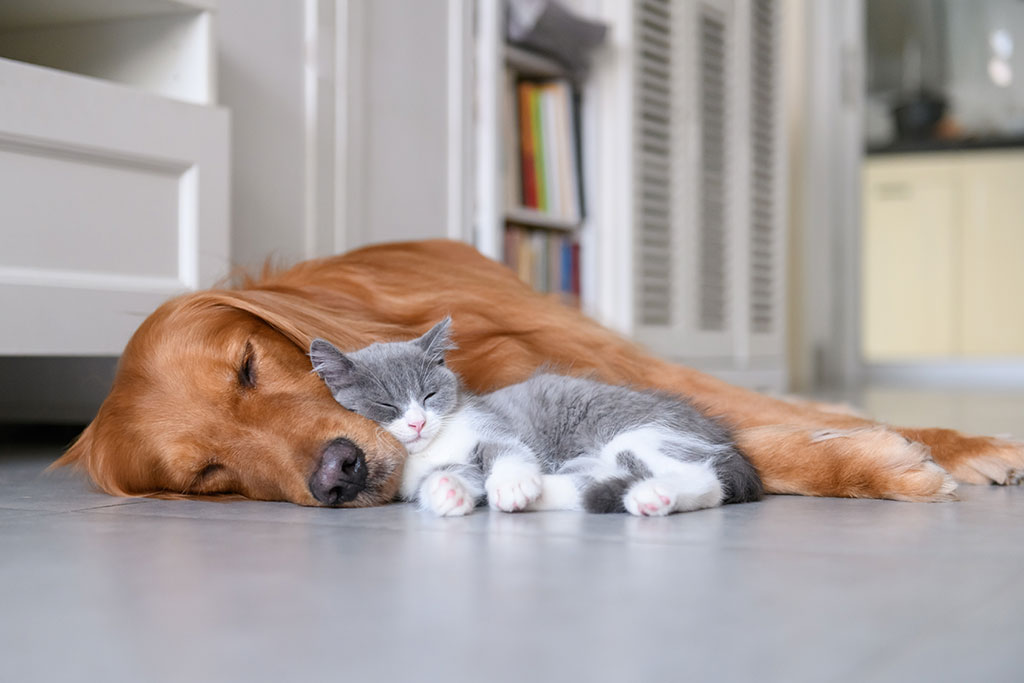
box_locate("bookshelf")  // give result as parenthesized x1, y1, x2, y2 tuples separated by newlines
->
(475, 1, 593, 309)
(474, 0, 788, 391)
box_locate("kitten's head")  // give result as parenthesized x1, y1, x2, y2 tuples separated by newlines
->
(309, 317, 459, 455)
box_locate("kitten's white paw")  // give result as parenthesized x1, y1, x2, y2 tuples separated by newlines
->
(420, 472, 476, 517)
(485, 460, 542, 512)
(624, 479, 678, 517)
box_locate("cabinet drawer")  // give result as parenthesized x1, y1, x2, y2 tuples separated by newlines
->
(0, 58, 228, 355)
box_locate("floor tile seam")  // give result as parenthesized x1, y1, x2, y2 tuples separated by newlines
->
(65, 500, 155, 513)
(0, 500, 154, 513)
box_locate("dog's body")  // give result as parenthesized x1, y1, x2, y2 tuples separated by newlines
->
(55, 240, 1024, 505)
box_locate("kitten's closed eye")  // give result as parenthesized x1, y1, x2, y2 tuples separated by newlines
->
(371, 401, 400, 420)
(423, 391, 436, 402)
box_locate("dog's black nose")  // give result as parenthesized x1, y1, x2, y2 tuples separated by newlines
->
(309, 438, 367, 505)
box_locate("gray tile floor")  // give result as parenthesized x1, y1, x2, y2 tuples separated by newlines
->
(2, 390, 1023, 683)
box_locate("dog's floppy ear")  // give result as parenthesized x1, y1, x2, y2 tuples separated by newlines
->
(187, 290, 407, 353)
(414, 316, 456, 364)
(49, 422, 92, 472)
(309, 338, 357, 390)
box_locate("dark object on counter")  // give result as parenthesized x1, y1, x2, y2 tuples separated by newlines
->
(507, 0, 607, 80)
(891, 91, 947, 140)
(867, 134, 1024, 155)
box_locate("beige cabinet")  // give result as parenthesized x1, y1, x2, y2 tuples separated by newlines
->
(863, 151, 1024, 360)
(959, 155, 1024, 355)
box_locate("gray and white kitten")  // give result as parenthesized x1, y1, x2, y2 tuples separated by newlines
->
(309, 318, 762, 517)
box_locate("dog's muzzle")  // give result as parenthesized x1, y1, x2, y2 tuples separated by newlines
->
(309, 438, 368, 505)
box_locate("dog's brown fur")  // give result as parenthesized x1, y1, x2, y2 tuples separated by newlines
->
(53, 240, 1024, 505)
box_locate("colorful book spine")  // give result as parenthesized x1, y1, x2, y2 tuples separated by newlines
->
(570, 241, 580, 297)
(529, 85, 547, 211)
(518, 82, 537, 208)
(558, 81, 581, 222)
(561, 239, 573, 294)
(548, 236, 561, 295)
(539, 85, 560, 218)
(504, 225, 519, 272)
(532, 230, 548, 292)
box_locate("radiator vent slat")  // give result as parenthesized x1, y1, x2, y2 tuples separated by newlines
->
(750, 0, 776, 335)
(634, 0, 674, 327)
(697, 9, 729, 333)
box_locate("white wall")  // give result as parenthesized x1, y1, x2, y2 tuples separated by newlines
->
(346, 0, 460, 248)
(219, 0, 466, 272)
(219, 0, 310, 270)
(786, 0, 865, 392)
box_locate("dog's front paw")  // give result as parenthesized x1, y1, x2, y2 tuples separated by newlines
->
(420, 472, 477, 517)
(485, 460, 542, 512)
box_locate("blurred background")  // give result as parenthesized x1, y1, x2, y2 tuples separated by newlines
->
(2, 0, 1024, 433)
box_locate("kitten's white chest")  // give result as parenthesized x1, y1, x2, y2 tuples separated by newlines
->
(399, 408, 479, 499)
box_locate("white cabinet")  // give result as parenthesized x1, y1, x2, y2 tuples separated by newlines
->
(0, 0, 228, 355)
(862, 150, 1024, 360)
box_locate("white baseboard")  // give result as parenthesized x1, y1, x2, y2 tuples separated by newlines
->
(866, 361, 1024, 389)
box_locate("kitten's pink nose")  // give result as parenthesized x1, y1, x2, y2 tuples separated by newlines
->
(408, 418, 425, 435)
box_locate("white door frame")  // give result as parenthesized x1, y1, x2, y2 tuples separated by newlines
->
(789, 0, 865, 391)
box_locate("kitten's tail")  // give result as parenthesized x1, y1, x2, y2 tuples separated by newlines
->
(714, 444, 765, 504)
(526, 474, 583, 511)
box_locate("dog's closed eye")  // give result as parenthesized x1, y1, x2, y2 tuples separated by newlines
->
(238, 342, 257, 389)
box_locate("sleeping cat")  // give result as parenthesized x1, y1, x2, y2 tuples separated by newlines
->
(309, 318, 762, 517)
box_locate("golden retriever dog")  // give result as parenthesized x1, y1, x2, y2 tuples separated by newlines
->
(54, 240, 1024, 506)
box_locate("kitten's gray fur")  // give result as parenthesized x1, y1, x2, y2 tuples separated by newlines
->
(310, 318, 762, 516)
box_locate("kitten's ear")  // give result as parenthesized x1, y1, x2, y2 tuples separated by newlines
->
(415, 316, 456, 364)
(309, 338, 356, 389)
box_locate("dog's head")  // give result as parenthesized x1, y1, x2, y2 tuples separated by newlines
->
(53, 288, 407, 506)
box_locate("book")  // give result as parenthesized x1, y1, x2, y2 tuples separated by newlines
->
(570, 241, 580, 296)
(548, 235, 561, 295)
(503, 69, 522, 209)
(529, 85, 547, 211)
(517, 82, 538, 208)
(571, 87, 586, 220)
(532, 230, 548, 292)
(504, 224, 520, 272)
(554, 81, 581, 222)
(517, 229, 533, 285)
(539, 84, 561, 217)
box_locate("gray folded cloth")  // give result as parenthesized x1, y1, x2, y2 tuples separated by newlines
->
(507, 0, 608, 79)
